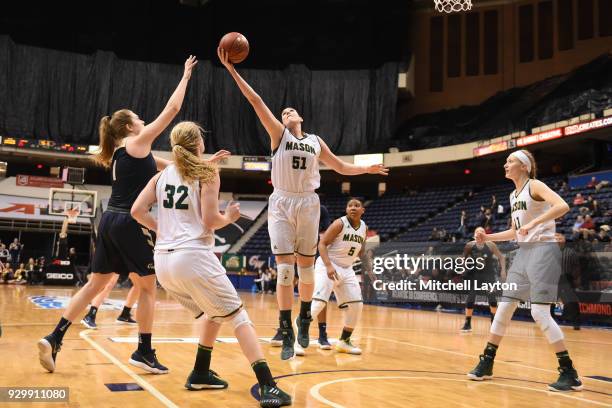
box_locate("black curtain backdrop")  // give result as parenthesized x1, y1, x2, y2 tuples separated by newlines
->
(0, 36, 400, 155)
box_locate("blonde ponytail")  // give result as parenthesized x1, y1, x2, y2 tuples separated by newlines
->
(170, 121, 217, 184)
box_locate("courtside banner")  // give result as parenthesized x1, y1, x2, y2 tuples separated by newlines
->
(0, 194, 90, 223)
(359, 241, 612, 325)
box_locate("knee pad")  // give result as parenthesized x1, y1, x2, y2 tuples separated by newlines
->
(311, 299, 326, 320)
(277, 264, 294, 287)
(344, 302, 363, 329)
(297, 265, 315, 284)
(531, 304, 564, 343)
(490, 301, 518, 337)
(229, 309, 252, 330)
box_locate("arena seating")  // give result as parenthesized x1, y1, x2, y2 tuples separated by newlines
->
(240, 174, 611, 257)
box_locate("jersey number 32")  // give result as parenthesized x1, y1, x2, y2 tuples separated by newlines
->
(163, 184, 189, 210)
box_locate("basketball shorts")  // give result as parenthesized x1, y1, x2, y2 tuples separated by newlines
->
(313, 256, 362, 307)
(92, 208, 155, 277)
(501, 242, 561, 303)
(268, 189, 320, 257)
(154, 248, 243, 320)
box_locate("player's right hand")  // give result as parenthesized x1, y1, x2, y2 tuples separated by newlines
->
(225, 201, 241, 223)
(183, 55, 198, 80)
(326, 264, 338, 281)
(217, 47, 234, 70)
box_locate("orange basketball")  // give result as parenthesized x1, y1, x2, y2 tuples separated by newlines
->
(219, 32, 249, 64)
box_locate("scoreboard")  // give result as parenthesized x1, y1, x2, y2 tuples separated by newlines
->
(1, 137, 89, 154)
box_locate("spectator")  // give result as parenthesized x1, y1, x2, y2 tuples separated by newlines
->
(591, 199, 602, 217)
(586, 176, 597, 188)
(573, 193, 584, 206)
(438, 228, 448, 242)
(572, 216, 584, 235)
(482, 208, 494, 233)
(429, 227, 439, 241)
(594, 226, 610, 244)
(9, 238, 23, 270)
(455, 210, 468, 238)
(0, 243, 9, 265)
(26, 258, 37, 284)
(559, 181, 569, 194)
(579, 215, 596, 240)
(491, 195, 497, 211)
(2, 265, 14, 283)
(13, 263, 27, 284)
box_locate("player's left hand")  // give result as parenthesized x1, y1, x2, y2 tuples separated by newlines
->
(366, 164, 389, 176)
(224, 201, 241, 223)
(208, 150, 231, 164)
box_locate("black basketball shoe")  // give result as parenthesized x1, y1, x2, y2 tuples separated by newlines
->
(295, 316, 311, 348)
(280, 329, 295, 360)
(185, 369, 228, 390)
(467, 354, 494, 380)
(259, 384, 292, 407)
(548, 367, 583, 392)
(38, 335, 62, 373)
(129, 349, 169, 374)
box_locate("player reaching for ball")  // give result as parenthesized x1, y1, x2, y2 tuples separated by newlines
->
(310, 198, 367, 355)
(467, 149, 583, 392)
(131, 121, 291, 407)
(218, 44, 388, 360)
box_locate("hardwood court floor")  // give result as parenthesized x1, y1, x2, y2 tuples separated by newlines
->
(1, 285, 611, 407)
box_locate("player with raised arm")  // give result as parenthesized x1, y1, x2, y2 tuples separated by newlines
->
(218, 48, 388, 360)
(467, 149, 583, 392)
(131, 121, 291, 407)
(38, 56, 200, 374)
(311, 199, 367, 354)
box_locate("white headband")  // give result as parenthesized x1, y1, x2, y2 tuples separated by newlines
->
(510, 151, 532, 173)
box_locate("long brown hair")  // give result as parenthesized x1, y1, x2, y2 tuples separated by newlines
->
(92, 109, 134, 168)
(519, 149, 537, 179)
(170, 121, 217, 184)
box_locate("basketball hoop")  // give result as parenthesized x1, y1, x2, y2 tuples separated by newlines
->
(433, 0, 472, 13)
(65, 208, 80, 224)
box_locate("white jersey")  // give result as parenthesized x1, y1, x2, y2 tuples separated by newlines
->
(326, 216, 367, 268)
(509, 179, 555, 242)
(155, 165, 214, 251)
(271, 128, 321, 193)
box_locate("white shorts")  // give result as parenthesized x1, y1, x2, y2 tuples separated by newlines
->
(154, 248, 243, 321)
(268, 189, 320, 257)
(313, 257, 362, 307)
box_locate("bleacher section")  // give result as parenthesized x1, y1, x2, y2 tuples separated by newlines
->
(239, 174, 611, 257)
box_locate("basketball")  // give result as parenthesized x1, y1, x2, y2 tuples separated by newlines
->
(219, 32, 249, 64)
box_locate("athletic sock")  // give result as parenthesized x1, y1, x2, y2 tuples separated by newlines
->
(318, 322, 327, 338)
(120, 306, 132, 318)
(194, 344, 213, 375)
(279, 310, 292, 331)
(138, 333, 152, 354)
(465, 316, 472, 324)
(556, 350, 574, 370)
(87, 306, 98, 318)
(340, 329, 352, 342)
(299, 301, 312, 320)
(51, 317, 72, 342)
(483, 342, 498, 359)
(252, 359, 275, 387)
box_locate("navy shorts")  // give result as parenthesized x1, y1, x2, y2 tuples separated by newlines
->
(91, 208, 156, 277)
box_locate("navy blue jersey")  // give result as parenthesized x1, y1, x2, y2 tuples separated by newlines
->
(107, 147, 157, 210)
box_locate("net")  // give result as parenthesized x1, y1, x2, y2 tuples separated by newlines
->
(433, 0, 472, 13)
